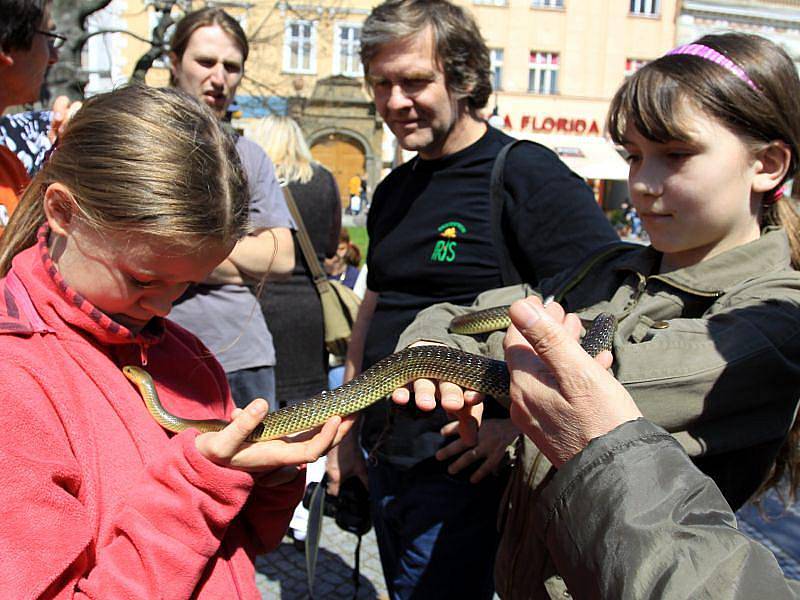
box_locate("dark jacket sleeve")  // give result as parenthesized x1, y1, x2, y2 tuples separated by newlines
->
(502, 143, 619, 285)
(534, 419, 799, 600)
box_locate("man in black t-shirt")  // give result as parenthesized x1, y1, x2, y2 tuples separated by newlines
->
(325, 1, 619, 598)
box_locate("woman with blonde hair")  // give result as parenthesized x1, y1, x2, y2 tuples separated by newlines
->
(0, 85, 352, 598)
(258, 114, 343, 544)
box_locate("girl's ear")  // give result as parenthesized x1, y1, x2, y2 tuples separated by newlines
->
(168, 52, 180, 80)
(43, 183, 77, 236)
(753, 141, 792, 195)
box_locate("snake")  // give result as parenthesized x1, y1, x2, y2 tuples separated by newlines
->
(122, 309, 616, 442)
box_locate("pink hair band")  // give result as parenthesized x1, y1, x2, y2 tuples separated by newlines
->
(667, 44, 758, 91)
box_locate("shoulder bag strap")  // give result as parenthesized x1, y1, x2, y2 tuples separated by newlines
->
(490, 139, 532, 286)
(281, 185, 332, 294)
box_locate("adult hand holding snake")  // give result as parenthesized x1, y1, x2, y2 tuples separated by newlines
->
(505, 296, 641, 467)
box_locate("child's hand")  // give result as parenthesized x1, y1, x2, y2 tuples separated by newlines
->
(195, 398, 356, 473)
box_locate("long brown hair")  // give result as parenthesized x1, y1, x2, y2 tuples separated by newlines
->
(0, 85, 249, 274)
(608, 33, 800, 267)
(609, 33, 800, 503)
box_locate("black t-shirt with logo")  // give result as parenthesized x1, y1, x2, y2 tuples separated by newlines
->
(361, 126, 618, 468)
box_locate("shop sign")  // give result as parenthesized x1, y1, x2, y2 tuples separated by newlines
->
(504, 114, 601, 135)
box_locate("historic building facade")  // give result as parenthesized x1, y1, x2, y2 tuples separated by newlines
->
(75, 1, 689, 206)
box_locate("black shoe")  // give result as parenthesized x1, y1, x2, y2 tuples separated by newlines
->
(289, 528, 306, 553)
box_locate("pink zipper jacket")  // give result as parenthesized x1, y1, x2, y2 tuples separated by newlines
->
(0, 233, 303, 599)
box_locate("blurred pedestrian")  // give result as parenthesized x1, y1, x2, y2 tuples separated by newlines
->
(165, 8, 295, 411)
(324, 1, 618, 597)
(325, 228, 361, 289)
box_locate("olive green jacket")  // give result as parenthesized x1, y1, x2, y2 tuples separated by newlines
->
(397, 228, 800, 599)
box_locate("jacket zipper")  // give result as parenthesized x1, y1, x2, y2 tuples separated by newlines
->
(224, 538, 245, 598)
(139, 341, 150, 366)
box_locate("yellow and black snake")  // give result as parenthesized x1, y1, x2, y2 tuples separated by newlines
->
(123, 309, 616, 442)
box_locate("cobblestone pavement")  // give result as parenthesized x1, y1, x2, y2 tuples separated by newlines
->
(255, 516, 388, 599)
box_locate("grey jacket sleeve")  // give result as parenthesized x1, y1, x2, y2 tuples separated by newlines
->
(534, 419, 798, 600)
(395, 283, 536, 354)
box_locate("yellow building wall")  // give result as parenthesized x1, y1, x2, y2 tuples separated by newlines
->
(240, 0, 377, 100)
(104, 0, 675, 130)
(468, 0, 677, 135)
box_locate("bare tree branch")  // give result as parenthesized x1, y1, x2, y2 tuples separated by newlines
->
(132, 2, 177, 81)
(78, 0, 114, 23)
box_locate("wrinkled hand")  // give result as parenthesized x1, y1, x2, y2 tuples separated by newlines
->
(49, 96, 82, 142)
(390, 341, 486, 445)
(195, 398, 356, 473)
(504, 297, 641, 468)
(436, 417, 519, 483)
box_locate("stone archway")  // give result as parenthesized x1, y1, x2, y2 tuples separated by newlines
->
(293, 75, 383, 203)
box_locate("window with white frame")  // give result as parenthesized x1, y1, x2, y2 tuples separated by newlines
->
(630, 0, 659, 16)
(529, 51, 559, 94)
(625, 58, 648, 77)
(473, 0, 507, 6)
(283, 20, 316, 74)
(490, 48, 504, 90)
(334, 23, 363, 77)
(531, 0, 564, 8)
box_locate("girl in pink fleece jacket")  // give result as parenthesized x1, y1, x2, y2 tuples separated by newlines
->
(0, 85, 353, 599)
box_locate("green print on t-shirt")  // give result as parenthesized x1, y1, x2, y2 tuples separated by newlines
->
(430, 221, 467, 263)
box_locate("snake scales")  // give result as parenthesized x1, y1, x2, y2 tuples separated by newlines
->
(123, 309, 616, 442)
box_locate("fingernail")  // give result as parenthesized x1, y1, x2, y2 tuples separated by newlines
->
(515, 300, 542, 329)
(248, 399, 267, 415)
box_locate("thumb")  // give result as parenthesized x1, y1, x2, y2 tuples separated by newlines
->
(220, 398, 270, 453)
(508, 298, 595, 383)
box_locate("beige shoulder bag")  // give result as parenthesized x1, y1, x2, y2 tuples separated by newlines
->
(281, 186, 361, 358)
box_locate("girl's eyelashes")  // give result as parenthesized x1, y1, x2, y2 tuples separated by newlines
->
(128, 274, 157, 289)
(623, 152, 641, 164)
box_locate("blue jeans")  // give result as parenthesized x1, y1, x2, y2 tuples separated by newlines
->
(226, 365, 277, 412)
(328, 365, 345, 390)
(367, 459, 506, 600)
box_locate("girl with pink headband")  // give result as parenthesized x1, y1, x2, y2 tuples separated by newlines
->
(390, 32, 800, 596)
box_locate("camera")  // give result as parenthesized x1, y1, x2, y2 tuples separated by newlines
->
(303, 474, 372, 537)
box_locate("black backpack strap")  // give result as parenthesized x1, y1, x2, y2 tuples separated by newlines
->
(547, 241, 642, 304)
(489, 139, 534, 286)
